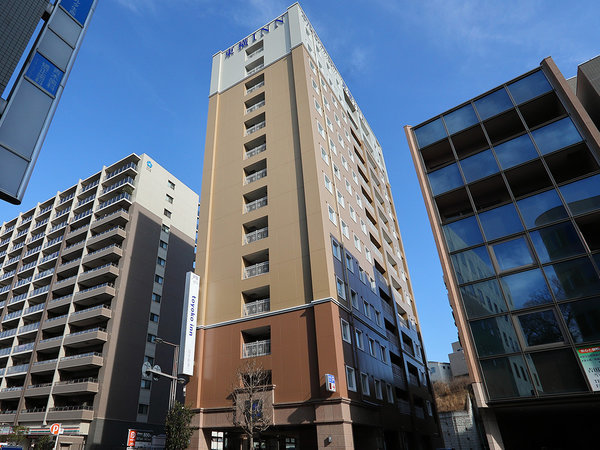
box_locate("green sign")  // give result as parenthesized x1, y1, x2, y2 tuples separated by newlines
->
(577, 346, 600, 392)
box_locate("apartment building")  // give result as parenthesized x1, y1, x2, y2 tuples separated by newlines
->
(187, 4, 440, 449)
(0, 154, 198, 448)
(405, 56, 600, 449)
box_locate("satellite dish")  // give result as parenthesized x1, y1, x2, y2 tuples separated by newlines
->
(152, 364, 162, 382)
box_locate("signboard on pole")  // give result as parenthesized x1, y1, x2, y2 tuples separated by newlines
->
(126, 429, 153, 448)
(179, 272, 199, 376)
(577, 346, 600, 392)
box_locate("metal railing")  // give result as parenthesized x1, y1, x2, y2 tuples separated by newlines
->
(55, 377, 98, 385)
(72, 304, 110, 316)
(65, 327, 107, 338)
(247, 48, 264, 59)
(0, 329, 17, 339)
(245, 143, 266, 159)
(408, 373, 419, 387)
(33, 358, 58, 366)
(27, 232, 44, 243)
(9, 293, 27, 304)
(245, 121, 266, 136)
(246, 64, 264, 76)
(70, 209, 93, 223)
(40, 251, 59, 264)
(85, 244, 121, 258)
(30, 285, 50, 297)
(244, 196, 267, 213)
(61, 352, 102, 361)
(24, 246, 42, 257)
(243, 298, 270, 317)
(246, 81, 264, 94)
(76, 194, 95, 208)
(6, 363, 29, 374)
(12, 342, 34, 353)
(102, 176, 135, 195)
(18, 322, 40, 334)
(49, 405, 94, 412)
(96, 192, 131, 211)
(81, 179, 99, 193)
(244, 227, 268, 245)
(92, 208, 128, 224)
(75, 282, 114, 296)
(105, 161, 137, 180)
(49, 221, 68, 233)
(44, 236, 63, 249)
(14, 276, 31, 287)
(243, 261, 269, 279)
(3, 310, 22, 321)
(246, 100, 265, 114)
(244, 168, 267, 185)
(242, 339, 270, 358)
(34, 268, 54, 280)
(23, 303, 44, 315)
(59, 192, 75, 204)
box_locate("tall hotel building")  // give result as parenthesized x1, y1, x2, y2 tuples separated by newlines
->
(188, 3, 440, 449)
(405, 56, 600, 449)
(0, 154, 198, 448)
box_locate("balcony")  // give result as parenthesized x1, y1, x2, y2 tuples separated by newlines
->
(86, 226, 126, 250)
(12, 342, 34, 355)
(58, 352, 103, 371)
(244, 197, 267, 214)
(30, 358, 58, 374)
(244, 168, 267, 185)
(81, 179, 99, 193)
(386, 330, 400, 350)
(243, 261, 269, 279)
(0, 386, 23, 399)
(73, 283, 115, 306)
(25, 383, 52, 397)
(100, 176, 135, 198)
(70, 209, 93, 226)
(47, 295, 73, 310)
(77, 263, 119, 287)
(8, 292, 27, 305)
(246, 100, 265, 115)
(402, 341, 415, 357)
(59, 192, 75, 205)
(24, 245, 42, 258)
(397, 399, 411, 415)
(408, 373, 419, 387)
(247, 64, 264, 76)
(53, 377, 99, 395)
(95, 192, 131, 215)
(23, 303, 44, 317)
(392, 364, 406, 388)
(68, 305, 111, 326)
(104, 161, 138, 182)
(37, 336, 62, 351)
(63, 327, 108, 347)
(242, 339, 271, 358)
(415, 406, 425, 419)
(0, 328, 17, 340)
(245, 121, 266, 136)
(20, 408, 48, 422)
(90, 208, 129, 232)
(244, 143, 266, 160)
(6, 363, 29, 376)
(243, 298, 270, 317)
(18, 322, 40, 336)
(18, 261, 37, 274)
(246, 80, 264, 94)
(82, 244, 123, 267)
(244, 227, 268, 245)
(42, 313, 68, 331)
(47, 405, 94, 421)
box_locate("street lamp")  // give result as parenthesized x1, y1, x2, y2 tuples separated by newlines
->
(155, 337, 180, 411)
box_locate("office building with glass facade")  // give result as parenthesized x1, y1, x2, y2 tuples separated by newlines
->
(405, 56, 600, 449)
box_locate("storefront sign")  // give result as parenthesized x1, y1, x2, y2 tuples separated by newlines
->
(577, 346, 600, 391)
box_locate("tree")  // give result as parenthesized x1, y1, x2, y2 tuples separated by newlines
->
(165, 400, 195, 450)
(6, 425, 28, 446)
(34, 435, 55, 450)
(231, 360, 273, 449)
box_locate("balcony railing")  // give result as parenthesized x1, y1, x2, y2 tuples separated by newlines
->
(9, 293, 27, 304)
(85, 244, 121, 258)
(247, 64, 264, 76)
(381, 301, 393, 317)
(243, 298, 270, 317)
(14, 277, 31, 287)
(34, 268, 54, 280)
(1, 271, 15, 281)
(243, 261, 269, 279)
(105, 162, 137, 180)
(96, 192, 131, 211)
(81, 180, 99, 193)
(71, 209, 93, 223)
(38, 205, 53, 215)
(76, 194, 95, 208)
(48, 221, 67, 233)
(245, 121, 266, 136)
(76, 282, 114, 296)
(92, 208, 128, 224)
(66, 327, 107, 338)
(245, 143, 266, 159)
(27, 233, 44, 244)
(397, 399, 411, 415)
(244, 196, 267, 213)
(246, 100, 265, 114)
(0, 329, 17, 339)
(30, 285, 50, 297)
(55, 377, 98, 386)
(0, 347, 11, 356)
(43, 236, 63, 249)
(415, 406, 425, 419)
(71, 304, 110, 316)
(59, 193, 75, 204)
(247, 48, 264, 59)
(13, 342, 34, 353)
(402, 342, 415, 357)
(408, 373, 419, 387)
(33, 218, 48, 230)
(244, 169, 267, 185)
(242, 339, 270, 358)
(49, 405, 93, 412)
(61, 351, 102, 361)
(40, 251, 59, 264)
(23, 303, 44, 315)
(3, 310, 22, 321)
(244, 227, 268, 245)
(18, 322, 40, 334)
(33, 358, 58, 366)
(246, 81, 264, 94)
(24, 246, 42, 257)
(102, 176, 135, 196)
(6, 363, 29, 374)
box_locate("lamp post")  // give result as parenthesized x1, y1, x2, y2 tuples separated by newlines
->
(155, 338, 179, 411)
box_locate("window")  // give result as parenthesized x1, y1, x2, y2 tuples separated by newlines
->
(349, 205, 356, 222)
(365, 248, 373, 263)
(354, 234, 361, 252)
(147, 333, 157, 343)
(155, 275, 164, 285)
(328, 204, 337, 225)
(380, 345, 388, 363)
(312, 78, 318, 90)
(327, 117, 333, 131)
(336, 190, 345, 208)
(138, 404, 149, 414)
(159, 240, 168, 249)
(345, 179, 352, 195)
(341, 155, 348, 170)
(368, 338, 376, 356)
(341, 319, 351, 343)
(346, 366, 357, 391)
(309, 60, 316, 74)
(152, 293, 161, 303)
(324, 97, 330, 111)
(163, 209, 172, 218)
(332, 239, 341, 260)
(370, 277, 377, 293)
(168, 180, 175, 190)
(356, 194, 363, 208)
(360, 219, 367, 235)
(324, 174, 333, 193)
(333, 163, 341, 179)
(150, 313, 159, 323)
(144, 355, 154, 365)
(336, 277, 346, 299)
(345, 253, 354, 272)
(355, 329, 364, 350)
(350, 290, 358, 309)
(334, 113, 340, 126)
(375, 379, 383, 400)
(314, 98, 322, 115)
(375, 311, 382, 327)
(348, 149, 354, 162)
(386, 383, 394, 403)
(162, 224, 170, 233)
(360, 373, 370, 395)
(320, 146, 329, 165)
(341, 220, 349, 238)
(363, 300, 370, 317)
(359, 267, 367, 284)
(141, 379, 151, 389)
(317, 121, 325, 138)
(165, 194, 173, 204)
(157, 257, 166, 267)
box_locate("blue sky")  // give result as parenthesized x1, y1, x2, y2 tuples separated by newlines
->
(1, 0, 598, 362)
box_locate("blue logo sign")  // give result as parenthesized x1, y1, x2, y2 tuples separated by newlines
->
(60, 0, 94, 26)
(146, 161, 153, 168)
(26, 53, 64, 96)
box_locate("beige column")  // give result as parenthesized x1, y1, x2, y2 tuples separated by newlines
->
(316, 422, 354, 449)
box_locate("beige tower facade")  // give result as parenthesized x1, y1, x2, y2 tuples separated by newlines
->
(188, 4, 440, 449)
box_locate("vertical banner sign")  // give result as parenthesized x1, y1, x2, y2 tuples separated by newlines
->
(59, 0, 95, 25)
(127, 429, 137, 447)
(325, 374, 336, 392)
(577, 346, 600, 392)
(179, 272, 200, 376)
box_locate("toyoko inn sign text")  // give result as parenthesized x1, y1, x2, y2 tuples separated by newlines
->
(224, 15, 285, 58)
